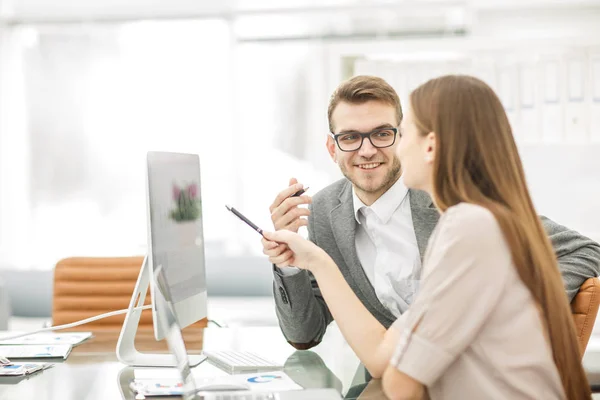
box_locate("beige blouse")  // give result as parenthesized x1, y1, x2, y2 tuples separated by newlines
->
(390, 203, 565, 400)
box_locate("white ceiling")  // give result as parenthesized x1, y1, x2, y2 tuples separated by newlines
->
(1, 0, 598, 23)
(1, 0, 598, 43)
(0, 0, 462, 21)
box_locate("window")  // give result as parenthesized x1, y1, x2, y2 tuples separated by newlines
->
(0, 20, 338, 270)
(0, 20, 235, 269)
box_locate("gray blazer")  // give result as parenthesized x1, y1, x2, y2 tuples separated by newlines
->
(272, 178, 600, 347)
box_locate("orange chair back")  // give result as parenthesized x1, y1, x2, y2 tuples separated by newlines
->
(53, 256, 206, 331)
(571, 277, 600, 356)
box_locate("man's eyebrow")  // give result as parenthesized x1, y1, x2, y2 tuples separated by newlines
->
(338, 123, 395, 134)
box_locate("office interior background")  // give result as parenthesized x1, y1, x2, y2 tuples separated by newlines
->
(0, 0, 599, 330)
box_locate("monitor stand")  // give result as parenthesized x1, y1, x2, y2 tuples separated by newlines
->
(116, 256, 207, 367)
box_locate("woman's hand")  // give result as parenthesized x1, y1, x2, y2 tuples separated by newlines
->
(261, 230, 329, 272)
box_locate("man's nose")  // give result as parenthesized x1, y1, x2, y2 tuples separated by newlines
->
(357, 136, 377, 158)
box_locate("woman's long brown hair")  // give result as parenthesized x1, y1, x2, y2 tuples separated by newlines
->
(410, 75, 590, 399)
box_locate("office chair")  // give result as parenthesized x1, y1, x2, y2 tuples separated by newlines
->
(571, 277, 600, 356)
(52, 256, 207, 331)
(53, 256, 152, 329)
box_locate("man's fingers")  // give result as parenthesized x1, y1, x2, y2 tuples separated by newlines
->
(288, 177, 298, 187)
(292, 218, 309, 231)
(269, 183, 305, 213)
(271, 196, 311, 223)
(274, 207, 311, 231)
(282, 217, 308, 232)
(270, 189, 311, 216)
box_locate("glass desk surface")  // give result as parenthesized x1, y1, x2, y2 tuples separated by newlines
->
(4, 325, 600, 399)
(0, 324, 384, 400)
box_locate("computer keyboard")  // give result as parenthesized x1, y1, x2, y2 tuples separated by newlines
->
(203, 350, 283, 374)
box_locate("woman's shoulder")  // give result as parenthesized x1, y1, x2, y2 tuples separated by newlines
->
(439, 202, 505, 244)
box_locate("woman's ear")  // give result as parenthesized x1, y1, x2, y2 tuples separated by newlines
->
(424, 131, 436, 164)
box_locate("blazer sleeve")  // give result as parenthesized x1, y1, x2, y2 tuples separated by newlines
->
(389, 205, 511, 385)
(540, 216, 600, 301)
(272, 203, 334, 348)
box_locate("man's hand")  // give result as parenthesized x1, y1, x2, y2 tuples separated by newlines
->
(269, 178, 312, 232)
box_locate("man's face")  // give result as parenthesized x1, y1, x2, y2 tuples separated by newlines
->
(327, 100, 401, 205)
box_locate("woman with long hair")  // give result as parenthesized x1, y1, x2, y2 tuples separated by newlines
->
(262, 75, 590, 399)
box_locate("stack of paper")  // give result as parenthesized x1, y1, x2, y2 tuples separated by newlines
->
(0, 363, 51, 376)
(0, 345, 72, 360)
(0, 332, 93, 347)
(131, 370, 303, 397)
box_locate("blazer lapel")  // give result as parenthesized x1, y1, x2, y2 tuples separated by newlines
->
(409, 189, 440, 260)
(330, 182, 393, 318)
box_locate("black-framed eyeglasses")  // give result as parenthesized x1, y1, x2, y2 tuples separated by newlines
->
(330, 127, 398, 152)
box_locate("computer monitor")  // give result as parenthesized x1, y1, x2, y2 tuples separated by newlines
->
(146, 151, 207, 339)
(116, 151, 208, 367)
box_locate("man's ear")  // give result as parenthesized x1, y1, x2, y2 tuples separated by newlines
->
(326, 135, 337, 163)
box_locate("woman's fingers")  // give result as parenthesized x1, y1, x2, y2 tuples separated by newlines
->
(269, 249, 294, 266)
(263, 244, 288, 257)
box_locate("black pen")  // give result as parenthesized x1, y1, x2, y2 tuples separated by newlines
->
(225, 205, 264, 236)
(290, 186, 309, 198)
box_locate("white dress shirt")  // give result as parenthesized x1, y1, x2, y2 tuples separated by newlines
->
(353, 177, 421, 317)
(277, 178, 422, 318)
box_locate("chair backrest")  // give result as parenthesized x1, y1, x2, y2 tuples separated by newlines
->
(53, 257, 151, 330)
(53, 256, 206, 331)
(571, 277, 600, 356)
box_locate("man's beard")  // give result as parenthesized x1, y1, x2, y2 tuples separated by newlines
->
(340, 156, 402, 195)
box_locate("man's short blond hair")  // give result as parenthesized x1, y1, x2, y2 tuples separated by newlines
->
(327, 75, 403, 132)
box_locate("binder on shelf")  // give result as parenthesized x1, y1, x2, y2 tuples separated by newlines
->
(590, 55, 600, 142)
(540, 59, 563, 143)
(564, 58, 588, 143)
(519, 63, 539, 144)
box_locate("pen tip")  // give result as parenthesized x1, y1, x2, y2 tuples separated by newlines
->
(225, 204, 232, 211)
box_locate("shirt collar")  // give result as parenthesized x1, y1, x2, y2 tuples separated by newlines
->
(352, 176, 409, 224)
(352, 189, 367, 224)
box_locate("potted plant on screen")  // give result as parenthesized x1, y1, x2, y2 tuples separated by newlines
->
(169, 182, 202, 245)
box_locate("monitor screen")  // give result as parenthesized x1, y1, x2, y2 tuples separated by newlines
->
(146, 151, 207, 336)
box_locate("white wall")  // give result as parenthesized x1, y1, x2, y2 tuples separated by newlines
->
(321, 1, 600, 240)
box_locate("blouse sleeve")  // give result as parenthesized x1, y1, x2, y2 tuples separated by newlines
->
(390, 310, 409, 332)
(389, 204, 513, 386)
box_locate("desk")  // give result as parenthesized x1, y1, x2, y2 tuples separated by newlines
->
(0, 325, 385, 400)
(9, 327, 600, 399)
(583, 335, 600, 395)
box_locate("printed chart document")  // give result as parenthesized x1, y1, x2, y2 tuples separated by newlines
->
(0, 345, 72, 360)
(0, 362, 52, 376)
(131, 370, 303, 397)
(0, 332, 93, 347)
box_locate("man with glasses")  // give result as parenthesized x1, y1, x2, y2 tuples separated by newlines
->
(265, 75, 600, 349)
